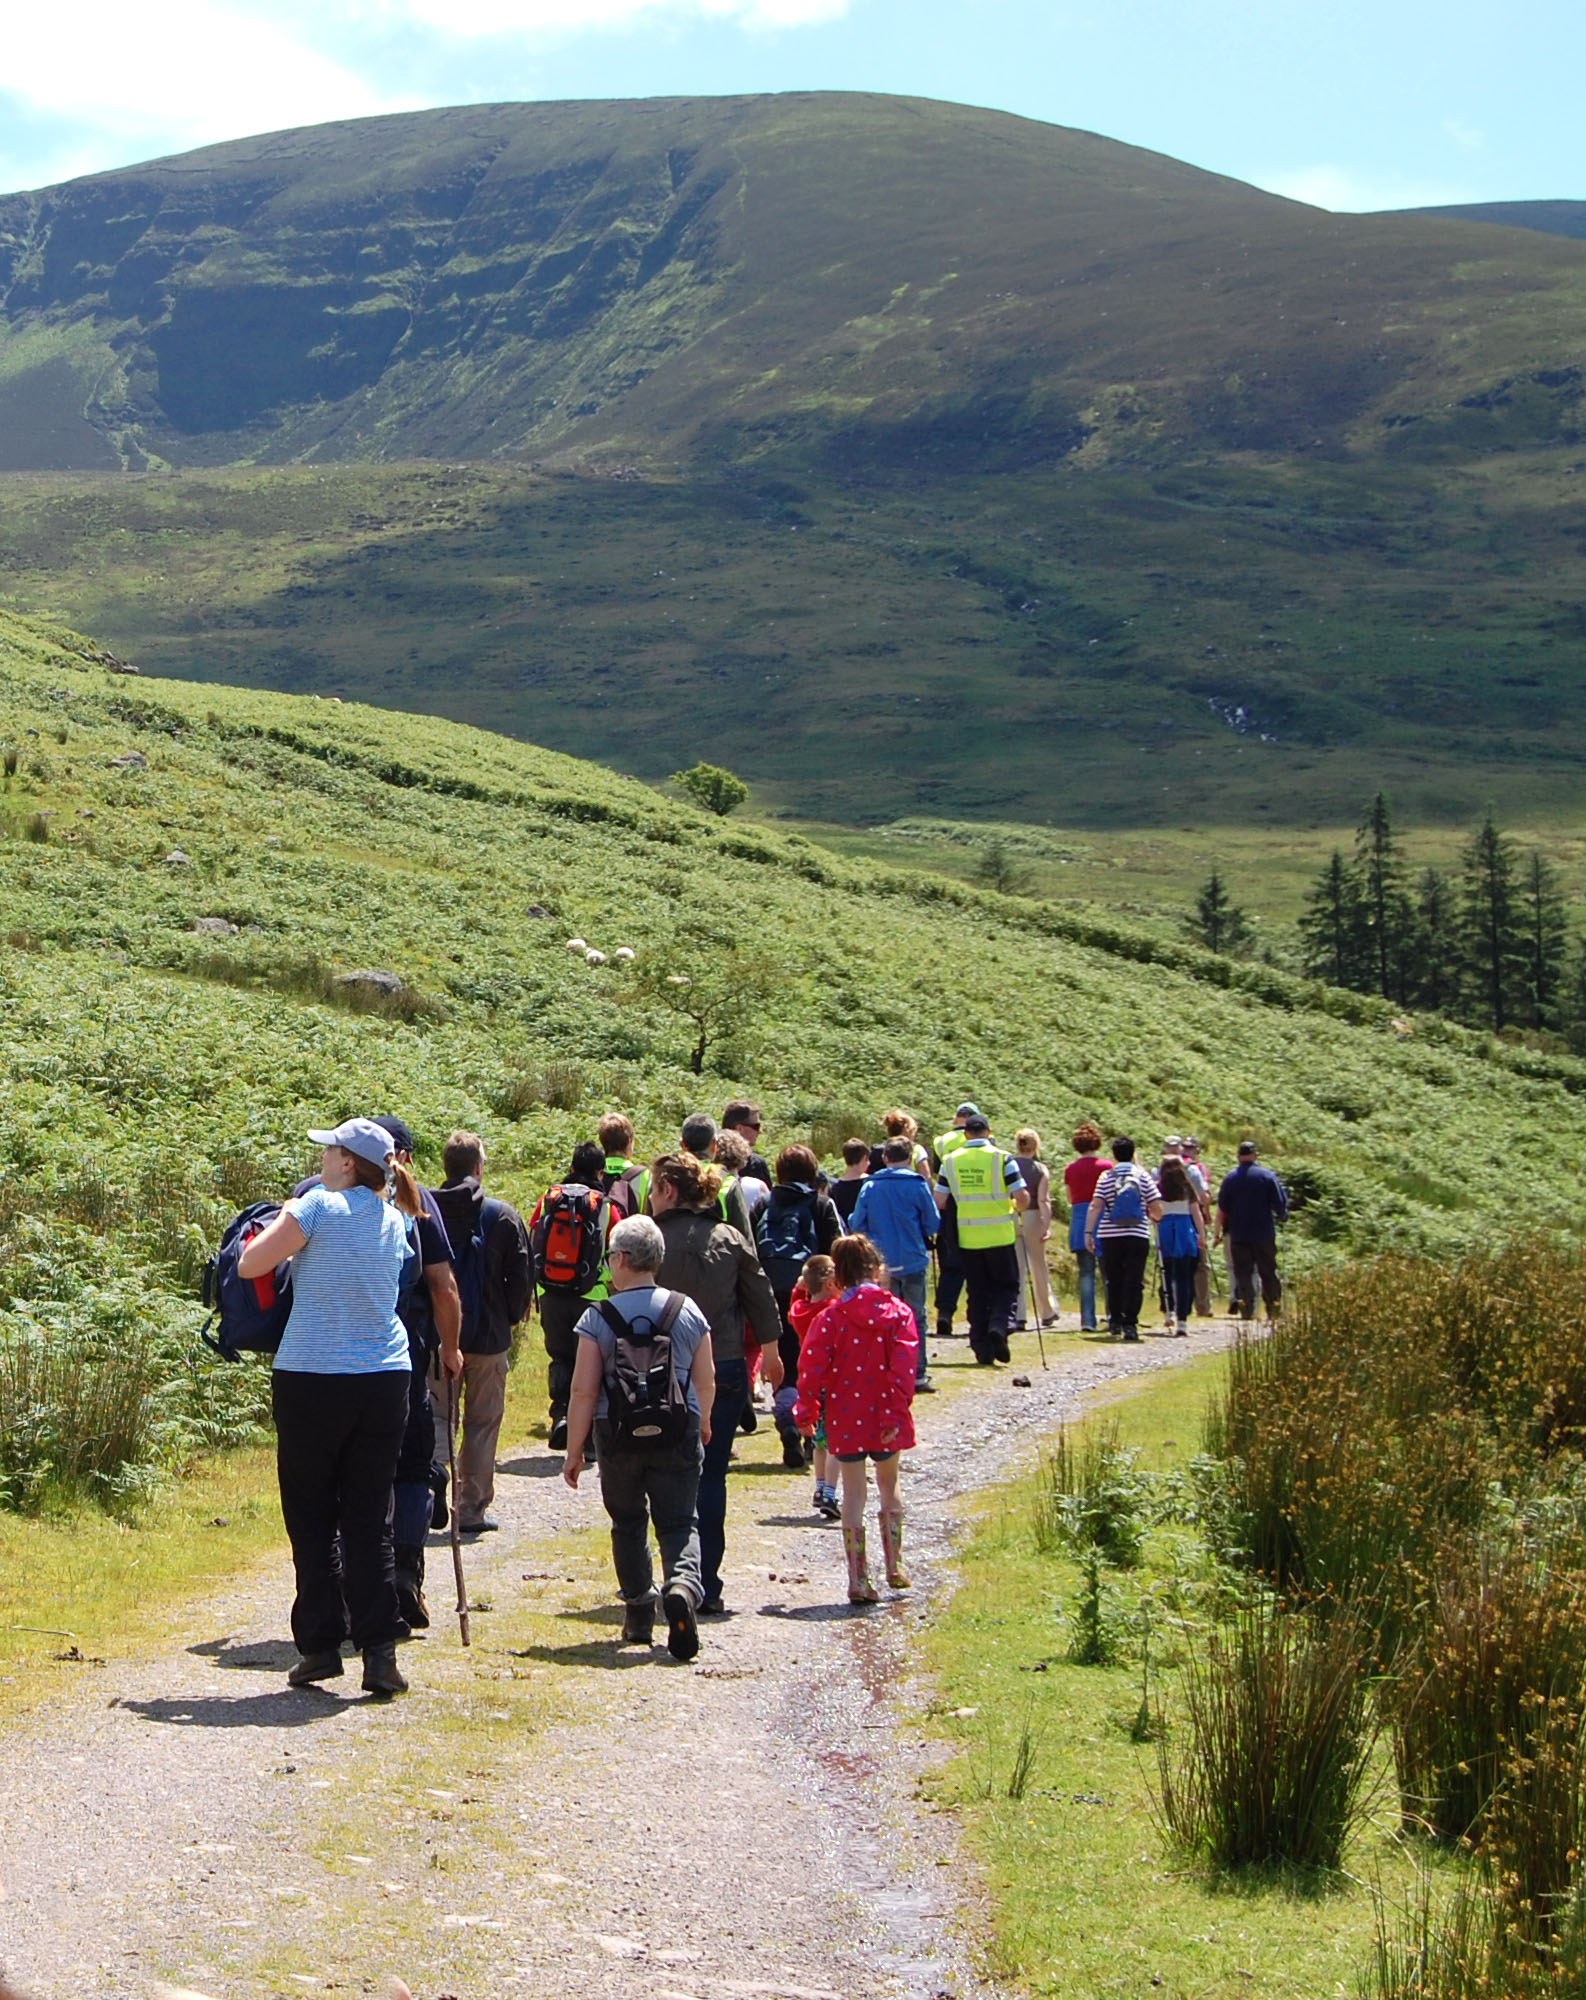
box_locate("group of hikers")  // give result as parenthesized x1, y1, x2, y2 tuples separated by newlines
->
(234, 1099, 1288, 1691)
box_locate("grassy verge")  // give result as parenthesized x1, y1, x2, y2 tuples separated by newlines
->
(920, 1353, 1437, 1999)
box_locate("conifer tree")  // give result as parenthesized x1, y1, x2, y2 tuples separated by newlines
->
(1299, 850, 1367, 989)
(1354, 791, 1414, 1001)
(1189, 867, 1253, 956)
(1518, 848, 1568, 1030)
(1458, 811, 1525, 1032)
(1408, 867, 1459, 1013)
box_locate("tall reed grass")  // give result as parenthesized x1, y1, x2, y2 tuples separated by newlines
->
(0, 1322, 163, 1510)
(1157, 1596, 1377, 1870)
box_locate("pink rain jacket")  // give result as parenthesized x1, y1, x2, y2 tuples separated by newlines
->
(793, 1283, 918, 1456)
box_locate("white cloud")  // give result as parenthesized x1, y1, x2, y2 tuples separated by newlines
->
(3, 0, 406, 175)
(391, 0, 849, 34)
(1443, 118, 1486, 152)
(1254, 163, 1477, 214)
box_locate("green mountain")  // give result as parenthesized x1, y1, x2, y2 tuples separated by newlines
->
(1407, 200, 1586, 243)
(2, 95, 1585, 826)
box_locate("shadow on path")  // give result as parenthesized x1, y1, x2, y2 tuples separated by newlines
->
(117, 1691, 357, 1728)
(187, 1637, 298, 1673)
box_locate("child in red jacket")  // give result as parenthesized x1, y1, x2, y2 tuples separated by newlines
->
(789, 1255, 839, 1516)
(794, 1234, 919, 1603)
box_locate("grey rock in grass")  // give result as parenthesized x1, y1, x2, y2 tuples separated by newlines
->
(336, 968, 404, 996)
(524, 904, 552, 918)
(109, 751, 148, 770)
(191, 917, 238, 936)
(163, 848, 192, 866)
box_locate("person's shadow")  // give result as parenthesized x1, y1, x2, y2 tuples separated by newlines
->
(495, 1454, 568, 1481)
(117, 1691, 356, 1726)
(187, 1637, 298, 1673)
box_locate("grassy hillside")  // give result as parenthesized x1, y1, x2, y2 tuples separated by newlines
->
(1409, 200, 1586, 242)
(3, 444, 1585, 832)
(2, 596, 1583, 1408)
(2, 96, 1585, 828)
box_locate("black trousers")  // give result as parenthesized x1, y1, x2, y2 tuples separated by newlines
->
(1101, 1236, 1150, 1334)
(540, 1290, 585, 1421)
(934, 1252, 965, 1333)
(961, 1243, 1021, 1360)
(1230, 1239, 1283, 1318)
(273, 1370, 409, 1654)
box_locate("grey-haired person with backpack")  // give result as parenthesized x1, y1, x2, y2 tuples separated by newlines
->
(562, 1214, 717, 1660)
(648, 1149, 783, 1617)
(429, 1130, 533, 1541)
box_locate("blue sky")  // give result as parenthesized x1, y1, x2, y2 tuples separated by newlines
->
(1, 0, 1580, 208)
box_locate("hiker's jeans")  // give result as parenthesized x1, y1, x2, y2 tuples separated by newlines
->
(1100, 1236, 1150, 1334)
(1230, 1239, 1282, 1319)
(273, 1369, 409, 1654)
(1162, 1252, 1199, 1323)
(594, 1417, 703, 1607)
(887, 1268, 930, 1380)
(698, 1358, 749, 1602)
(1074, 1247, 1100, 1330)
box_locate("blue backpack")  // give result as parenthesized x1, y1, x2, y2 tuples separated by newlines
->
(1107, 1170, 1147, 1228)
(200, 1202, 294, 1361)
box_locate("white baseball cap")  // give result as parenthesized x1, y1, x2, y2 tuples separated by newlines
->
(307, 1118, 394, 1170)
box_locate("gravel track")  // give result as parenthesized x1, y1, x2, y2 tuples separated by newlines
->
(0, 1324, 1236, 2000)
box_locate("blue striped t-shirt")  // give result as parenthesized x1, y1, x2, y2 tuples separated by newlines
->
(273, 1184, 414, 1375)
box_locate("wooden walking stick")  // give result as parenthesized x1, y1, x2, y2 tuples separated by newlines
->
(446, 1372, 471, 1647)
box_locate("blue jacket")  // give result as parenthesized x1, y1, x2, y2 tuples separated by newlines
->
(1217, 1162, 1289, 1243)
(851, 1167, 940, 1277)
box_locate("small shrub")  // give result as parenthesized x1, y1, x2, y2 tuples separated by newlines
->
(1034, 1419, 1152, 1567)
(25, 811, 48, 842)
(2, 746, 17, 778)
(0, 1321, 163, 1512)
(492, 1062, 584, 1118)
(1158, 1597, 1377, 1870)
(1065, 1546, 1128, 1665)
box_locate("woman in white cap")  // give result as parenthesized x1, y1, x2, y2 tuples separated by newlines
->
(238, 1118, 425, 1697)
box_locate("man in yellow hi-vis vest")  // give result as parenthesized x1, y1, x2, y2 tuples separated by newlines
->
(935, 1112, 1029, 1364)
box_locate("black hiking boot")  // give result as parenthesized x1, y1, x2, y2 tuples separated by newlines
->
(780, 1432, 806, 1470)
(394, 1543, 430, 1631)
(663, 1584, 700, 1662)
(288, 1648, 344, 1689)
(362, 1645, 409, 1697)
(549, 1418, 569, 1452)
(738, 1401, 758, 1434)
(621, 1602, 655, 1645)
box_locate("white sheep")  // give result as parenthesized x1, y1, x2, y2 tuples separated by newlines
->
(585, 948, 608, 966)
(565, 937, 588, 953)
(613, 945, 636, 962)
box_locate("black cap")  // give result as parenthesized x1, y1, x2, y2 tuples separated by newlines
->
(371, 1113, 416, 1155)
(963, 1112, 991, 1134)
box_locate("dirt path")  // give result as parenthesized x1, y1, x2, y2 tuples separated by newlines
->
(0, 1324, 1236, 2000)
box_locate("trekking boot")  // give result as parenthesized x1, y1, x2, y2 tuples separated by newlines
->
(394, 1542, 430, 1631)
(738, 1402, 757, 1434)
(549, 1418, 569, 1453)
(781, 1431, 806, 1470)
(662, 1583, 700, 1662)
(880, 1510, 911, 1591)
(287, 1648, 344, 1689)
(844, 1524, 879, 1605)
(621, 1600, 655, 1646)
(361, 1645, 408, 1697)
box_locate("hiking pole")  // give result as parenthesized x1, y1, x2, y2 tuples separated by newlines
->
(1024, 1255, 1049, 1371)
(445, 1372, 471, 1648)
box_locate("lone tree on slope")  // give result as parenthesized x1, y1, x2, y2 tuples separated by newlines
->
(672, 762, 749, 817)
